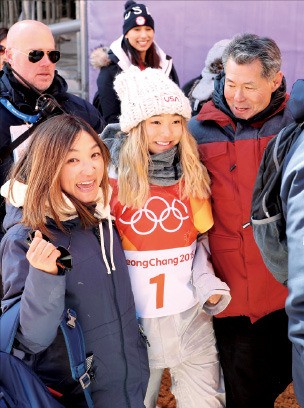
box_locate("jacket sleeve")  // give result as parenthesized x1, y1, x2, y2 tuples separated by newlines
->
(96, 64, 121, 124)
(281, 131, 304, 348)
(192, 234, 231, 315)
(1, 230, 66, 354)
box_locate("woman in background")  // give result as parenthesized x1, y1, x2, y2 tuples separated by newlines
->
(91, 0, 179, 124)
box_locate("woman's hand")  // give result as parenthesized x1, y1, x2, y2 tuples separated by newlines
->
(26, 230, 61, 275)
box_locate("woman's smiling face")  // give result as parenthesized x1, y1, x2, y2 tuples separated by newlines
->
(144, 114, 183, 154)
(60, 131, 105, 203)
(125, 26, 154, 59)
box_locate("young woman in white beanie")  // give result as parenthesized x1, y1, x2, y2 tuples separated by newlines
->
(91, 0, 179, 125)
(101, 66, 230, 408)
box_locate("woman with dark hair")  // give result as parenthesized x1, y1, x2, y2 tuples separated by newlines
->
(0, 114, 149, 407)
(0, 27, 8, 69)
(91, 0, 179, 124)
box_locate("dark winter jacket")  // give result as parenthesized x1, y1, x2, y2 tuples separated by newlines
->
(188, 72, 295, 323)
(0, 66, 105, 240)
(0, 195, 149, 407)
(287, 78, 304, 122)
(91, 37, 179, 124)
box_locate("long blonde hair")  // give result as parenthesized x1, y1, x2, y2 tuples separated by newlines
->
(9, 114, 110, 237)
(117, 117, 210, 208)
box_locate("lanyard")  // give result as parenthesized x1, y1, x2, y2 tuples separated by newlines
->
(0, 97, 41, 124)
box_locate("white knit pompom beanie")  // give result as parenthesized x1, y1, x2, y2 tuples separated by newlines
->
(114, 66, 192, 132)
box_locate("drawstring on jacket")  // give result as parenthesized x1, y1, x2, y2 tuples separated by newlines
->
(98, 214, 116, 275)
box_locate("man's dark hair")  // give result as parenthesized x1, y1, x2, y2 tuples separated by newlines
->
(222, 33, 281, 79)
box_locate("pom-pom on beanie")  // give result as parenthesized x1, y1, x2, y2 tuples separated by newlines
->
(114, 66, 192, 132)
(123, 0, 155, 35)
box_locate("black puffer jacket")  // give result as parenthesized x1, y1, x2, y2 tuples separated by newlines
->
(91, 37, 179, 124)
(0, 66, 105, 240)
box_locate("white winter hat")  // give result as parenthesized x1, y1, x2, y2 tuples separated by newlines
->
(114, 66, 192, 132)
(192, 39, 231, 102)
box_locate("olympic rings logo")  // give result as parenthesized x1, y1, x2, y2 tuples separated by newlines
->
(119, 196, 189, 235)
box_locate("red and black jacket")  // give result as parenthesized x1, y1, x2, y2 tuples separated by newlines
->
(188, 73, 295, 322)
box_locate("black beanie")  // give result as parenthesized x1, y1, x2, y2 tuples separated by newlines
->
(123, 0, 155, 35)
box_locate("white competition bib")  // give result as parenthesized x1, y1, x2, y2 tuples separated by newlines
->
(125, 241, 198, 318)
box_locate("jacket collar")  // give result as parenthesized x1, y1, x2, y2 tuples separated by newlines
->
(109, 36, 173, 74)
(1, 179, 116, 275)
(1, 179, 112, 221)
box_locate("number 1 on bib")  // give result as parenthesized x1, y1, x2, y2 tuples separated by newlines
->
(149, 273, 165, 309)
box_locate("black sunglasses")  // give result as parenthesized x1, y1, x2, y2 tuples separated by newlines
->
(26, 231, 72, 273)
(0, 44, 5, 55)
(13, 48, 60, 64)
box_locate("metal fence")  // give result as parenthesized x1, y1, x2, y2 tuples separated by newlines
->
(0, 0, 76, 28)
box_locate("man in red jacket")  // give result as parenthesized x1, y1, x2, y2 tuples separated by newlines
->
(188, 33, 294, 408)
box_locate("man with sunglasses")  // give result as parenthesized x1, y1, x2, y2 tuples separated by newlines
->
(0, 20, 105, 241)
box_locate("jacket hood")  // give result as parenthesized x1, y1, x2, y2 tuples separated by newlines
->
(1, 179, 116, 274)
(89, 39, 129, 71)
(1, 179, 112, 221)
(90, 46, 111, 69)
(90, 36, 173, 75)
(2, 191, 96, 234)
